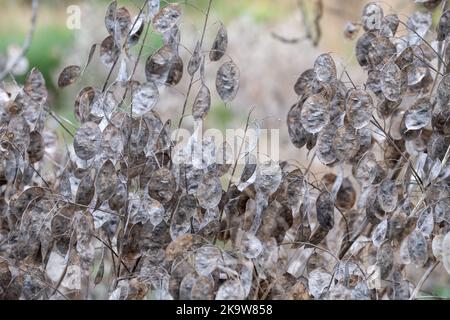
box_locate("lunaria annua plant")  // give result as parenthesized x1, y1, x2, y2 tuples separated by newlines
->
(1, 0, 450, 301)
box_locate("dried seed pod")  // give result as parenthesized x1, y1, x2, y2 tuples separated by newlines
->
(100, 35, 120, 68)
(355, 32, 377, 68)
(376, 242, 393, 279)
(317, 123, 338, 165)
(407, 11, 432, 45)
(381, 62, 407, 102)
(294, 69, 315, 97)
(437, 10, 450, 41)
(240, 232, 263, 259)
(255, 161, 282, 196)
(346, 89, 373, 129)
(216, 280, 245, 300)
(192, 84, 211, 120)
(314, 53, 336, 83)
(166, 54, 184, 86)
(24, 68, 47, 105)
(308, 268, 332, 299)
(196, 172, 222, 209)
(287, 103, 308, 149)
(316, 191, 335, 231)
(372, 219, 388, 248)
(188, 40, 202, 76)
(152, 4, 182, 34)
(170, 194, 197, 240)
(27, 131, 44, 164)
(300, 94, 329, 134)
(76, 173, 95, 206)
(377, 179, 398, 213)
(344, 21, 360, 40)
(58, 65, 81, 88)
(404, 97, 431, 131)
(194, 245, 222, 277)
(380, 14, 399, 37)
(362, 3, 383, 31)
(240, 153, 257, 182)
(95, 160, 117, 205)
(210, 24, 228, 62)
(437, 74, 450, 108)
(416, 208, 434, 238)
(442, 232, 450, 274)
(145, 44, 175, 85)
(407, 230, 428, 267)
(74, 122, 102, 160)
(216, 60, 240, 103)
(132, 82, 159, 116)
(332, 125, 360, 161)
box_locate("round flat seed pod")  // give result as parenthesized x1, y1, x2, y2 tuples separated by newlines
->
(74, 122, 102, 160)
(287, 103, 308, 149)
(332, 125, 360, 161)
(376, 242, 394, 279)
(407, 230, 428, 267)
(294, 69, 315, 97)
(317, 123, 338, 165)
(314, 53, 336, 83)
(381, 62, 407, 102)
(152, 4, 182, 34)
(377, 179, 398, 212)
(300, 94, 330, 134)
(216, 61, 240, 103)
(346, 89, 373, 129)
(192, 84, 211, 121)
(132, 82, 159, 116)
(58, 65, 81, 88)
(148, 167, 176, 204)
(210, 24, 228, 62)
(196, 172, 222, 209)
(316, 191, 335, 231)
(404, 97, 431, 131)
(362, 2, 383, 31)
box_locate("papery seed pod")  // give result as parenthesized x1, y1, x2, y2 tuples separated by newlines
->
(216, 60, 240, 103)
(376, 241, 393, 279)
(380, 14, 399, 37)
(300, 93, 330, 134)
(27, 131, 44, 164)
(294, 69, 315, 97)
(404, 97, 431, 131)
(210, 24, 228, 62)
(362, 3, 383, 31)
(145, 44, 175, 85)
(240, 232, 263, 259)
(317, 122, 338, 165)
(381, 62, 407, 102)
(377, 179, 398, 213)
(192, 84, 211, 121)
(407, 11, 432, 45)
(24, 68, 47, 105)
(314, 53, 336, 83)
(100, 35, 120, 68)
(196, 171, 222, 209)
(332, 125, 360, 161)
(316, 191, 335, 231)
(216, 280, 245, 300)
(188, 40, 202, 76)
(58, 65, 81, 88)
(442, 232, 450, 274)
(346, 89, 373, 129)
(74, 122, 102, 160)
(194, 245, 222, 277)
(132, 82, 159, 116)
(287, 103, 308, 149)
(407, 230, 428, 267)
(437, 74, 450, 108)
(152, 4, 182, 34)
(437, 10, 450, 41)
(76, 173, 95, 206)
(355, 32, 377, 68)
(95, 160, 117, 205)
